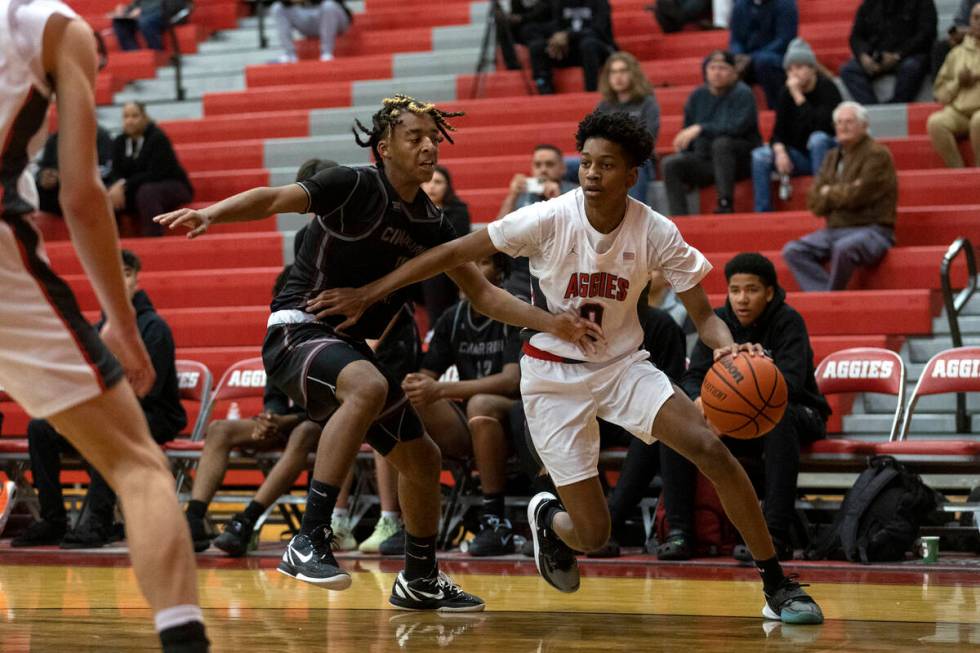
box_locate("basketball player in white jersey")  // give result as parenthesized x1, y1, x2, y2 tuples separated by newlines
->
(308, 111, 824, 624)
(0, 1, 208, 649)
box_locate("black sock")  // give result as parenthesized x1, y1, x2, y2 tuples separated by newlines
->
(243, 500, 266, 523)
(482, 493, 505, 520)
(185, 500, 208, 521)
(159, 621, 209, 653)
(755, 555, 786, 593)
(301, 480, 339, 535)
(404, 532, 438, 581)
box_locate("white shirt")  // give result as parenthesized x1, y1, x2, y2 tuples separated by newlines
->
(0, 0, 78, 213)
(487, 188, 712, 363)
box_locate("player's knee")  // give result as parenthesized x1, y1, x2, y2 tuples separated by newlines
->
(687, 430, 736, 480)
(345, 373, 389, 415)
(294, 422, 322, 452)
(112, 442, 171, 489)
(577, 518, 611, 552)
(204, 420, 235, 448)
(465, 394, 497, 420)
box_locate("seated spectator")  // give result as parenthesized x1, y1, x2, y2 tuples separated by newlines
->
(750, 38, 841, 212)
(34, 126, 114, 216)
(729, 0, 798, 109)
(525, 0, 616, 94)
(110, 0, 172, 51)
(657, 253, 830, 561)
(839, 0, 937, 105)
(401, 253, 522, 557)
(497, 144, 578, 299)
(420, 165, 471, 327)
(596, 52, 661, 202)
(494, 0, 552, 71)
(927, 3, 980, 168)
(270, 0, 352, 63)
(107, 102, 193, 237)
(931, 0, 980, 78)
(652, 0, 711, 34)
(648, 270, 690, 330)
(662, 50, 761, 215)
(13, 250, 186, 548)
(782, 101, 898, 291)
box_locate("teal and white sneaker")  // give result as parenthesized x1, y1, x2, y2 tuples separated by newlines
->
(359, 514, 401, 553)
(763, 575, 824, 624)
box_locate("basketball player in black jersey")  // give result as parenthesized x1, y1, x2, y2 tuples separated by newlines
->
(155, 95, 600, 611)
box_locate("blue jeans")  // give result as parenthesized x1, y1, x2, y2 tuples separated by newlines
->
(113, 11, 165, 50)
(750, 131, 836, 212)
(839, 54, 929, 104)
(564, 156, 656, 203)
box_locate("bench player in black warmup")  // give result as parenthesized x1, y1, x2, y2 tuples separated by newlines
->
(402, 253, 523, 556)
(156, 95, 599, 610)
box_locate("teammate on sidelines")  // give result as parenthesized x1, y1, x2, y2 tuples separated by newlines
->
(0, 2, 208, 649)
(155, 95, 599, 611)
(308, 111, 825, 625)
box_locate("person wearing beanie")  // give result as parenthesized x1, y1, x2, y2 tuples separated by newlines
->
(926, 2, 980, 168)
(729, 0, 798, 109)
(656, 252, 829, 563)
(662, 49, 762, 215)
(749, 38, 842, 211)
(839, 0, 937, 105)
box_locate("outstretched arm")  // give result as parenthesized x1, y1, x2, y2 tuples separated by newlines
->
(153, 184, 309, 238)
(677, 284, 762, 360)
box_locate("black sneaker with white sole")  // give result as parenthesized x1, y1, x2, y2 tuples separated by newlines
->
(277, 526, 352, 590)
(467, 515, 516, 557)
(527, 492, 579, 593)
(763, 575, 824, 625)
(389, 571, 486, 612)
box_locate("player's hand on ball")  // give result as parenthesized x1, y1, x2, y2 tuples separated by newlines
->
(153, 208, 212, 238)
(712, 342, 765, 361)
(101, 319, 156, 397)
(552, 311, 605, 356)
(306, 286, 373, 331)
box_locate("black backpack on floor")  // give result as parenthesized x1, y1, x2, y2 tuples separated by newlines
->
(806, 456, 940, 563)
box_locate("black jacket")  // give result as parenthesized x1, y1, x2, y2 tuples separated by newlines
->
(681, 286, 831, 420)
(36, 127, 114, 185)
(99, 291, 187, 442)
(848, 0, 937, 59)
(770, 74, 841, 152)
(641, 306, 686, 384)
(109, 122, 193, 207)
(548, 0, 616, 47)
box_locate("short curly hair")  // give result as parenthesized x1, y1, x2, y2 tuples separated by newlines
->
(574, 111, 653, 167)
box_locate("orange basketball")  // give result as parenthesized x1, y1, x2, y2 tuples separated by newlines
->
(701, 354, 788, 439)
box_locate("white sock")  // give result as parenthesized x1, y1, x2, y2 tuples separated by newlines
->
(381, 511, 400, 522)
(154, 604, 203, 633)
(332, 507, 350, 520)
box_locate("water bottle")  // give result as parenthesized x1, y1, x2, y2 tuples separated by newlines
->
(226, 401, 241, 420)
(778, 174, 793, 202)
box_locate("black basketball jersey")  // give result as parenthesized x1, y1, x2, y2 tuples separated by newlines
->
(271, 165, 457, 340)
(423, 300, 522, 381)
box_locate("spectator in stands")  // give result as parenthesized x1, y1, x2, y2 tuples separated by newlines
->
(596, 52, 661, 202)
(728, 0, 798, 109)
(525, 0, 616, 94)
(497, 144, 578, 299)
(750, 38, 840, 212)
(13, 250, 186, 548)
(494, 0, 552, 71)
(657, 253, 829, 561)
(931, 0, 980, 78)
(662, 50, 761, 215)
(421, 165, 471, 327)
(110, 0, 171, 51)
(107, 102, 193, 237)
(782, 101, 898, 291)
(270, 0, 352, 63)
(927, 2, 980, 169)
(652, 0, 711, 33)
(839, 0, 937, 106)
(34, 126, 114, 216)
(402, 253, 522, 557)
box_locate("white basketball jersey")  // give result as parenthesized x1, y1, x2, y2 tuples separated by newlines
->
(0, 0, 78, 214)
(487, 188, 712, 363)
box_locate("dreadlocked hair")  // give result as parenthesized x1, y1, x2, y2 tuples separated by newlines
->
(352, 94, 465, 162)
(575, 110, 653, 167)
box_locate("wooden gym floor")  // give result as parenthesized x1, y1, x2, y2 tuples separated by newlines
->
(1, 551, 979, 651)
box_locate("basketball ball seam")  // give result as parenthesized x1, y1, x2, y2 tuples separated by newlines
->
(705, 369, 764, 437)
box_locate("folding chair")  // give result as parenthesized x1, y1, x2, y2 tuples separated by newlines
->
(801, 347, 906, 470)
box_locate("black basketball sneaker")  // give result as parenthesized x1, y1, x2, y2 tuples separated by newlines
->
(389, 571, 486, 612)
(763, 575, 824, 624)
(527, 492, 580, 593)
(277, 525, 352, 590)
(213, 512, 255, 557)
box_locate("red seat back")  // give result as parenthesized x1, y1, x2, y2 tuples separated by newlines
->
(815, 348, 906, 440)
(901, 346, 980, 439)
(175, 360, 213, 441)
(197, 357, 268, 438)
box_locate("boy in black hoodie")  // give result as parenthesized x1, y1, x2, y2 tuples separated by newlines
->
(657, 252, 830, 561)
